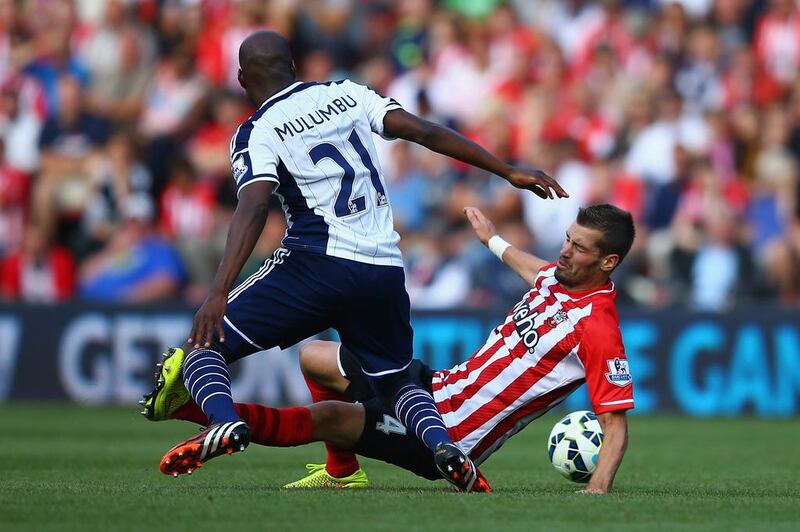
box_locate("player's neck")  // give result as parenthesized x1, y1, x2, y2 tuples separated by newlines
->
(558, 275, 611, 294)
(253, 77, 297, 108)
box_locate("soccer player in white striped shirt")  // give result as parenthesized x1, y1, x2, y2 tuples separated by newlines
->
(145, 30, 567, 491)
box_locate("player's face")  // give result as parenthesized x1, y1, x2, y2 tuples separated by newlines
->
(554, 223, 606, 288)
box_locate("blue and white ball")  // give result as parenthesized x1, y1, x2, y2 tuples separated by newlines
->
(547, 410, 604, 483)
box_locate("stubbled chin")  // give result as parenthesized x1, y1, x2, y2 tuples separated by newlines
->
(554, 267, 574, 287)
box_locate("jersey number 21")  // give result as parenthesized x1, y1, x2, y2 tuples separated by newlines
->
(309, 128, 388, 217)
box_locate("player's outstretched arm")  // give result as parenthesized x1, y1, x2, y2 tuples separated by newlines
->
(383, 109, 568, 200)
(464, 207, 547, 287)
(189, 181, 276, 348)
(579, 411, 628, 495)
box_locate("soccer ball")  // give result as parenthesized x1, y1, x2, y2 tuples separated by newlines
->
(547, 410, 604, 483)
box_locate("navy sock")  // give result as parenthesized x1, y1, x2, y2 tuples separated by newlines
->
(182, 349, 239, 424)
(392, 384, 452, 451)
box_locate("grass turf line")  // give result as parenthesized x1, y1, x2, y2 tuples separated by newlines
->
(0, 405, 798, 531)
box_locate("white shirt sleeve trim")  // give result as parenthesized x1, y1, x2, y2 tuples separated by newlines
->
(236, 175, 280, 198)
(599, 399, 635, 406)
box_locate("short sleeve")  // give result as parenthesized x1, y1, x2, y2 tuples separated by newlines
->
(346, 80, 403, 140)
(577, 312, 634, 415)
(230, 124, 280, 198)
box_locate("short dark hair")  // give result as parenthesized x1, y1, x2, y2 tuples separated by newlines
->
(576, 204, 636, 263)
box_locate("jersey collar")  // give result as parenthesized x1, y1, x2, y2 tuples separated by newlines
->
(258, 81, 304, 109)
(555, 280, 616, 301)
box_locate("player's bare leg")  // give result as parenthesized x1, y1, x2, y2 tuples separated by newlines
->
(300, 341, 350, 393)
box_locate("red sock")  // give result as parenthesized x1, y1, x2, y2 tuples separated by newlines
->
(173, 401, 207, 425)
(236, 403, 314, 446)
(172, 402, 314, 446)
(304, 375, 360, 477)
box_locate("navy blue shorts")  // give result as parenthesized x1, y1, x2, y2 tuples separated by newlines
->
(220, 248, 413, 376)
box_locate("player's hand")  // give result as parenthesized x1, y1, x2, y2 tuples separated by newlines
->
(189, 292, 228, 348)
(506, 168, 568, 199)
(464, 207, 497, 245)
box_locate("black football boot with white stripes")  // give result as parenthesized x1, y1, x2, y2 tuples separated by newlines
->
(159, 420, 250, 477)
(434, 442, 478, 492)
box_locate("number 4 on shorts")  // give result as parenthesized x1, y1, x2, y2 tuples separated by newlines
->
(376, 415, 407, 435)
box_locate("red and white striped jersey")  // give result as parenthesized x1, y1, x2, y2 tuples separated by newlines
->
(431, 263, 634, 465)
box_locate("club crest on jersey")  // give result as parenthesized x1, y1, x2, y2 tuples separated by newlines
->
(605, 358, 632, 387)
(549, 310, 568, 327)
(232, 156, 248, 182)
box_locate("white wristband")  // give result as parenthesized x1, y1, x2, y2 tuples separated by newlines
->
(487, 235, 511, 261)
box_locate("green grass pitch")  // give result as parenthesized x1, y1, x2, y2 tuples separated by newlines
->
(1, 405, 798, 531)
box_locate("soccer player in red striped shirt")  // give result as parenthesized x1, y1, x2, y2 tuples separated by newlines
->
(164, 204, 635, 494)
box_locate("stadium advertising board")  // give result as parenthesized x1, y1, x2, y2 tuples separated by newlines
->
(1, 305, 798, 417)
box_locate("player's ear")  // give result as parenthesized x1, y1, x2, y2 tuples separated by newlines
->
(290, 60, 297, 78)
(600, 254, 619, 272)
(237, 69, 245, 89)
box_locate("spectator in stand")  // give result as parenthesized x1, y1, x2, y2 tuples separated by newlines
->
(754, 0, 800, 88)
(428, 13, 502, 126)
(386, 142, 428, 233)
(653, 2, 690, 60)
(690, 208, 754, 311)
(138, 42, 206, 193)
(675, 24, 724, 113)
(80, 130, 152, 257)
(721, 47, 779, 110)
(712, 0, 753, 60)
(0, 0, 19, 83)
(444, 106, 522, 226)
(540, 81, 616, 163)
(187, 90, 249, 182)
(23, 20, 90, 117)
(405, 229, 472, 310)
(522, 141, 590, 260)
(730, 103, 761, 180)
(203, 0, 268, 91)
(0, 222, 75, 302)
(787, 85, 800, 167)
(748, 146, 798, 303)
(530, 0, 605, 64)
(0, 138, 28, 256)
(624, 89, 710, 229)
(78, 0, 156, 121)
(79, 196, 185, 303)
(83, 18, 155, 126)
(160, 157, 217, 302)
(0, 77, 43, 175)
(33, 74, 110, 238)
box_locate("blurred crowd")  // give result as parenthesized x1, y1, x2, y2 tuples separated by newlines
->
(1, 0, 800, 312)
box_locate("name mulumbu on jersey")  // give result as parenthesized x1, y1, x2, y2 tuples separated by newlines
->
(273, 95, 358, 141)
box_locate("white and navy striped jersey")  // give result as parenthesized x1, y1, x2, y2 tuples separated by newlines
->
(229, 80, 404, 266)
